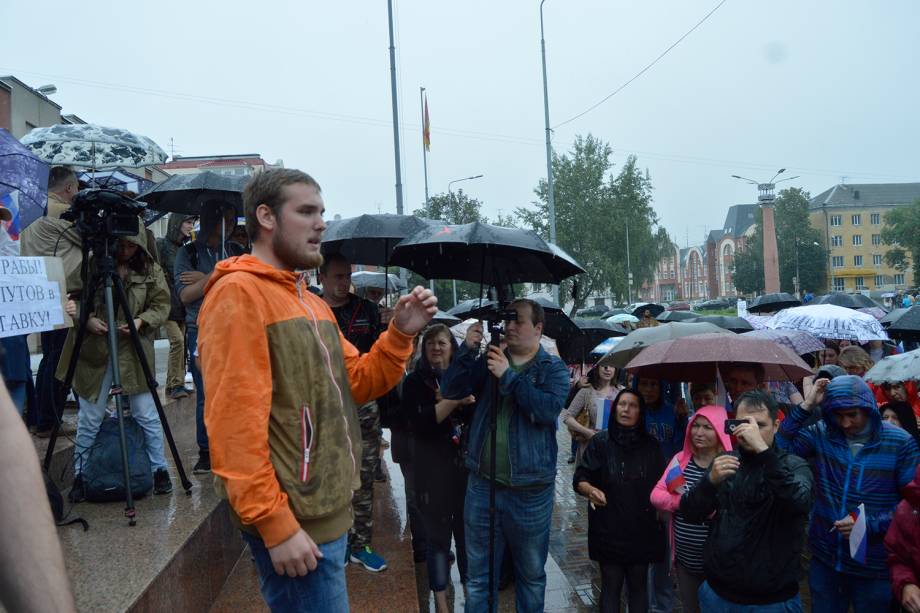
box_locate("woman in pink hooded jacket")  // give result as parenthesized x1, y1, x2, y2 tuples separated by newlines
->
(650, 405, 731, 613)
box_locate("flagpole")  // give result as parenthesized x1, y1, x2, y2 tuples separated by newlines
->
(387, 0, 404, 215)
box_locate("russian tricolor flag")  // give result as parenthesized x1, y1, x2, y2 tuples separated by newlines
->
(664, 456, 686, 494)
(849, 503, 867, 564)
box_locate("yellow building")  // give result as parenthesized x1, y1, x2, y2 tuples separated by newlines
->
(810, 183, 920, 293)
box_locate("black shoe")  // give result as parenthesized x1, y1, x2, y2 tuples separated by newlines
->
(193, 451, 211, 474)
(154, 469, 173, 494)
(413, 549, 427, 564)
(69, 474, 86, 503)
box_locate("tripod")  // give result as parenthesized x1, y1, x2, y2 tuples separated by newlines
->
(43, 234, 192, 525)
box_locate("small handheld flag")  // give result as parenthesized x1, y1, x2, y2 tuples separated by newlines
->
(849, 503, 867, 564)
(594, 398, 612, 430)
(664, 456, 686, 494)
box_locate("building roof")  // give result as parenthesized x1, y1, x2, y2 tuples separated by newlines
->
(159, 154, 267, 170)
(809, 182, 920, 210)
(0, 76, 63, 110)
(721, 204, 757, 237)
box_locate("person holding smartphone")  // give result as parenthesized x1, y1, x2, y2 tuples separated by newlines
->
(680, 390, 813, 611)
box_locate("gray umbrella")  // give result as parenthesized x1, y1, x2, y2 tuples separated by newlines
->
(21, 123, 167, 170)
(139, 170, 247, 214)
(351, 271, 406, 293)
(597, 321, 734, 368)
(657, 310, 698, 322)
(688, 315, 754, 333)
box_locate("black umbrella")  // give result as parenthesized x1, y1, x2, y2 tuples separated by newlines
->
(322, 213, 433, 267)
(139, 170, 247, 214)
(630, 302, 665, 317)
(556, 318, 628, 364)
(880, 307, 909, 328)
(447, 298, 499, 320)
(656, 310, 698, 322)
(388, 221, 585, 286)
(688, 315, 754, 333)
(811, 292, 885, 311)
(748, 292, 802, 314)
(885, 305, 920, 340)
(430, 309, 462, 327)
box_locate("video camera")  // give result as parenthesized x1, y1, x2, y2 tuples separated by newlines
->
(62, 188, 145, 239)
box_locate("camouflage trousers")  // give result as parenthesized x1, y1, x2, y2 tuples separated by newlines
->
(349, 400, 380, 550)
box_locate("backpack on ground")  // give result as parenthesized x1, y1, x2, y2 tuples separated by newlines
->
(82, 415, 153, 502)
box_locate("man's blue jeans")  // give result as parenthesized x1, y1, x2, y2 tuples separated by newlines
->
(463, 473, 553, 613)
(185, 326, 207, 452)
(698, 581, 803, 612)
(242, 531, 348, 613)
(808, 557, 891, 613)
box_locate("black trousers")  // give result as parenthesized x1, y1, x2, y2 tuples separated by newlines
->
(34, 329, 69, 430)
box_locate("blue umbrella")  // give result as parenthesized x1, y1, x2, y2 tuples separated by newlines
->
(0, 128, 49, 233)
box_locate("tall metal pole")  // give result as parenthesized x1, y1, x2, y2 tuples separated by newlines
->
(540, 0, 559, 305)
(420, 87, 430, 208)
(625, 219, 632, 303)
(387, 0, 404, 215)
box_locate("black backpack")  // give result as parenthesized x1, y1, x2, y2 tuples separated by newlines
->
(81, 416, 153, 502)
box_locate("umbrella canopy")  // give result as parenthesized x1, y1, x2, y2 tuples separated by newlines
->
(688, 315, 754, 333)
(139, 170, 246, 214)
(857, 306, 887, 321)
(625, 333, 813, 383)
(451, 318, 559, 356)
(21, 123, 167, 169)
(603, 308, 628, 317)
(351, 271, 405, 293)
(748, 292, 802, 314)
(630, 302, 665, 317)
(766, 304, 888, 342)
(0, 128, 49, 233)
(864, 349, 920, 384)
(556, 318, 628, 365)
(741, 328, 826, 355)
(597, 321, 734, 369)
(590, 336, 622, 358)
(607, 313, 639, 325)
(447, 298, 498, 320)
(430, 309, 462, 327)
(321, 214, 432, 267)
(811, 292, 884, 310)
(388, 220, 585, 286)
(742, 313, 772, 330)
(656, 310, 698, 322)
(885, 305, 920, 341)
(880, 307, 909, 328)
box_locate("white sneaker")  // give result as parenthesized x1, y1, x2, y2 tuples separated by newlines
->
(184, 372, 193, 384)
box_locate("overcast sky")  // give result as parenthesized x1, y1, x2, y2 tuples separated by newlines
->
(2, 0, 918, 248)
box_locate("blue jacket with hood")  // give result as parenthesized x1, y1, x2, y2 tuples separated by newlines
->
(777, 375, 920, 579)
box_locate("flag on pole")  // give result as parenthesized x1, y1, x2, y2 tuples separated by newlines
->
(423, 95, 431, 152)
(848, 503, 868, 564)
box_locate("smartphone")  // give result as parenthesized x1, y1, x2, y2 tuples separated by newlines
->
(724, 419, 747, 435)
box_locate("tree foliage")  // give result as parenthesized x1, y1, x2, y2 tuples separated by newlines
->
(731, 188, 827, 296)
(881, 198, 920, 285)
(514, 135, 663, 313)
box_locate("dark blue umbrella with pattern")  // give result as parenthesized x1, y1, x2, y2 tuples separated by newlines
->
(0, 128, 49, 232)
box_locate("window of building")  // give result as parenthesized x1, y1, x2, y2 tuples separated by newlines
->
(854, 276, 864, 289)
(873, 254, 883, 266)
(853, 255, 863, 266)
(875, 275, 884, 286)
(852, 235, 863, 246)
(871, 234, 881, 246)
(831, 235, 843, 247)
(851, 214, 861, 226)
(895, 274, 906, 285)
(830, 215, 842, 227)
(832, 256, 844, 268)
(833, 278, 845, 291)
(871, 213, 881, 225)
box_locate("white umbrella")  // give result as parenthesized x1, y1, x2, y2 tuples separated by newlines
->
(864, 349, 920, 384)
(607, 313, 639, 325)
(742, 313, 772, 330)
(450, 319, 559, 356)
(21, 123, 167, 170)
(766, 304, 888, 342)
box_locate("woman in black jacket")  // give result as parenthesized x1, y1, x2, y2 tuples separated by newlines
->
(403, 324, 475, 613)
(574, 388, 667, 613)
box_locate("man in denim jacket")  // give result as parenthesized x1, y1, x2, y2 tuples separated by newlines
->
(442, 298, 569, 613)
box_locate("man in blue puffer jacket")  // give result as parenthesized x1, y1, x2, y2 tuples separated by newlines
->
(777, 375, 920, 613)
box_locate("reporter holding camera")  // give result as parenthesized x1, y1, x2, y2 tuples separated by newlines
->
(680, 390, 813, 612)
(59, 224, 173, 502)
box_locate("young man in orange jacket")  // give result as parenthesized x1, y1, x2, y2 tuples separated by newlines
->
(199, 169, 436, 612)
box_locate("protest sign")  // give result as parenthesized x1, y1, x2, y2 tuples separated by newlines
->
(0, 256, 72, 338)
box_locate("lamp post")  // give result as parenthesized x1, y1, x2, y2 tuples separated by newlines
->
(540, 0, 559, 305)
(447, 174, 484, 306)
(732, 169, 800, 294)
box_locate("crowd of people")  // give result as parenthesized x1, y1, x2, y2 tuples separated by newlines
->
(3, 165, 920, 613)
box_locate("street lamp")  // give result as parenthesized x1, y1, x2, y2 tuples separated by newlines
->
(447, 174, 484, 305)
(540, 0, 559, 305)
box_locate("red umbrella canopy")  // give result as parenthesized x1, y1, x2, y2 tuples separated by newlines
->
(625, 333, 813, 383)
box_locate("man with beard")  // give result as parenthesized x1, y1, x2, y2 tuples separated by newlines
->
(198, 169, 436, 612)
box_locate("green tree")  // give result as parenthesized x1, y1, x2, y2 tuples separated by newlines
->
(515, 135, 662, 313)
(881, 198, 920, 285)
(731, 188, 827, 295)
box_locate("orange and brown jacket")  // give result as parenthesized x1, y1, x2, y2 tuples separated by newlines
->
(198, 255, 414, 547)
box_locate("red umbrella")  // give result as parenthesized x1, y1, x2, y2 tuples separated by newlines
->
(625, 332, 812, 383)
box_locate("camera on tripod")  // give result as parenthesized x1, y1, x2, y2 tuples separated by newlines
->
(62, 188, 145, 239)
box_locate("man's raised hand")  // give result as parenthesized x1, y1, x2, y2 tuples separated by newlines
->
(392, 286, 437, 336)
